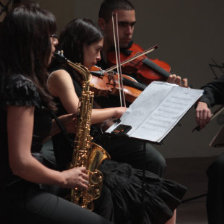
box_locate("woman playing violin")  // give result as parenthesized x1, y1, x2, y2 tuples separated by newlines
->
(47, 17, 167, 177)
(46, 17, 187, 224)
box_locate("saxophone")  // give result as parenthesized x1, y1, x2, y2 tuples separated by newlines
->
(54, 51, 110, 210)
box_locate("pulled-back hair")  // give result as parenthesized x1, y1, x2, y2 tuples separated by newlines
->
(0, 3, 57, 110)
(99, 0, 135, 22)
(58, 18, 103, 64)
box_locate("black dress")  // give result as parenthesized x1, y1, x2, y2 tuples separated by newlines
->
(0, 74, 113, 224)
(47, 67, 187, 224)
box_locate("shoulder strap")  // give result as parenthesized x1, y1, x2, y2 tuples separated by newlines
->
(49, 109, 74, 148)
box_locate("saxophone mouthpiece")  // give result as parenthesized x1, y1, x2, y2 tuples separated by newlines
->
(54, 50, 67, 63)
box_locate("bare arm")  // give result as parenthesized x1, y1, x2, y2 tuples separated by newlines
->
(47, 69, 126, 124)
(7, 106, 88, 189)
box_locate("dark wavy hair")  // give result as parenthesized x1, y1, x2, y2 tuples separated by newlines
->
(0, 3, 57, 110)
(57, 18, 103, 64)
(99, 0, 135, 22)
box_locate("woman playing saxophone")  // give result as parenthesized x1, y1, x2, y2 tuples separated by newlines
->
(53, 54, 111, 210)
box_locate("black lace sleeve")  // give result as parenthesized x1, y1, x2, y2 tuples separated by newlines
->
(2, 74, 41, 108)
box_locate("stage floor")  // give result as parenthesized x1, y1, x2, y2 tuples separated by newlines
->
(165, 157, 216, 224)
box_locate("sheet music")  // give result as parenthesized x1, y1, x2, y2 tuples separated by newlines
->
(106, 81, 203, 143)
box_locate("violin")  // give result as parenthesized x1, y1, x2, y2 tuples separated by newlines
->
(107, 42, 171, 84)
(89, 66, 145, 103)
(54, 50, 144, 103)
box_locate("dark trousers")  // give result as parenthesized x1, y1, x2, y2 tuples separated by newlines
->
(100, 135, 167, 177)
(207, 153, 224, 224)
(2, 182, 113, 224)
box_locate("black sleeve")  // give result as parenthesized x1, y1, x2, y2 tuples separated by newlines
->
(199, 75, 224, 108)
(2, 74, 41, 108)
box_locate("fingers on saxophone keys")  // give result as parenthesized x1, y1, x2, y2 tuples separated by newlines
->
(81, 180, 89, 189)
(78, 176, 89, 189)
(79, 167, 89, 178)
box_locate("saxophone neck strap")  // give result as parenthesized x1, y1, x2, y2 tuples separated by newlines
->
(49, 109, 73, 147)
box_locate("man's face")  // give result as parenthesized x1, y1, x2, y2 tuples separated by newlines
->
(99, 9, 136, 49)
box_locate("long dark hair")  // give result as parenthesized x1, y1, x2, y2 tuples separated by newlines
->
(0, 3, 57, 110)
(58, 18, 103, 64)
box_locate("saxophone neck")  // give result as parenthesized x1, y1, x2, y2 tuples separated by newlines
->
(54, 50, 92, 82)
(67, 60, 92, 83)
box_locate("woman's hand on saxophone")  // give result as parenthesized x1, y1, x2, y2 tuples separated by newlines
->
(61, 167, 89, 189)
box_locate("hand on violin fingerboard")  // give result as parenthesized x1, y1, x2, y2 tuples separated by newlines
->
(167, 74, 188, 88)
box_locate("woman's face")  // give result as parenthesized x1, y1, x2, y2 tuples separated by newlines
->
(83, 38, 103, 69)
(48, 34, 58, 65)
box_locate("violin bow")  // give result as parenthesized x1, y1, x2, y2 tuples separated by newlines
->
(112, 12, 126, 107)
(105, 44, 158, 73)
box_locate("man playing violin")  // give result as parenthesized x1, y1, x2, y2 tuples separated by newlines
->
(94, 0, 189, 179)
(97, 0, 188, 87)
(94, 0, 183, 181)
